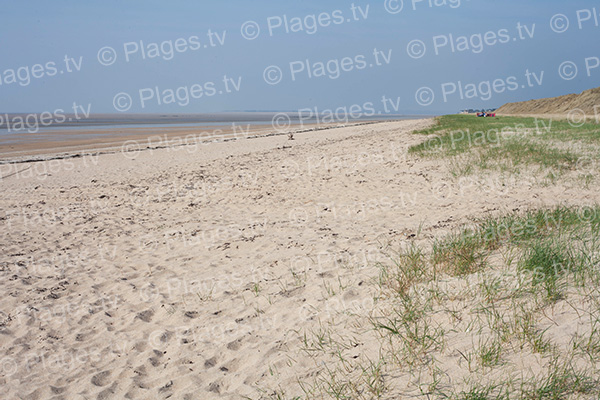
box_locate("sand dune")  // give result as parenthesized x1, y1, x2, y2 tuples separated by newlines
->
(497, 86, 600, 118)
(1, 119, 599, 399)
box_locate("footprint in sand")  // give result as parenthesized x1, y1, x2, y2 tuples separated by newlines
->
(204, 356, 217, 369)
(91, 370, 111, 387)
(149, 349, 164, 367)
(135, 309, 154, 323)
(226, 338, 243, 351)
(220, 358, 240, 373)
(50, 386, 66, 395)
(158, 380, 174, 393)
(207, 380, 223, 394)
(97, 382, 118, 400)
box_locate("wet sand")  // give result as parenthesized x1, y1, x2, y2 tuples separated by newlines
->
(0, 121, 380, 162)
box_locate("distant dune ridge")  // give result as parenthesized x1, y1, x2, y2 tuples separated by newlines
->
(497, 86, 600, 116)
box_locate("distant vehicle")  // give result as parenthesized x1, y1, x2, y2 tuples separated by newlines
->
(476, 112, 496, 117)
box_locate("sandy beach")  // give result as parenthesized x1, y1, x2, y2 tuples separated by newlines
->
(0, 121, 361, 161)
(1, 119, 600, 399)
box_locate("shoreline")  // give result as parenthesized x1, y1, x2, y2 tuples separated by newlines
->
(0, 120, 385, 165)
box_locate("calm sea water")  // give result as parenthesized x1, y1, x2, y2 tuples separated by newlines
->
(0, 114, 434, 136)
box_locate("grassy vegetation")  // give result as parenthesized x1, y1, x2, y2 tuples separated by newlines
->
(409, 115, 600, 177)
(254, 117, 600, 400)
(384, 206, 600, 292)
(384, 206, 600, 398)
(268, 206, 600, 400)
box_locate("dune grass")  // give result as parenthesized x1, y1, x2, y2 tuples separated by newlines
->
(409, 115, 600, 177)
(269, 205, 600, 400)
(378, 206, 600, 398)
(381, 206, 600, 294)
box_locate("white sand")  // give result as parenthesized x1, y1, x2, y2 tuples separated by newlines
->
(1, 119, 599, 399)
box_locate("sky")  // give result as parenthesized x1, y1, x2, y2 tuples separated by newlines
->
(0, 0, 599, 115)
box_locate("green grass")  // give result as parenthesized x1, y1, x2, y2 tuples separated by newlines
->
(518, 239, 572, 301)
(280, 205, 600, 400)
(409, 115, 600, 176)
(430, 205, 600, 280)
(478, 339, 503, 368)
(521, 360, 598, 400)
(378, 243, 428, 295)
(451, 364, 599, 400)
(454, 384, 508, 400)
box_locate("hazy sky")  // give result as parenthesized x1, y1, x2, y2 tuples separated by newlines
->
(1, 0, 598, 114)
